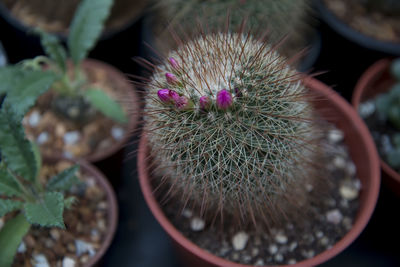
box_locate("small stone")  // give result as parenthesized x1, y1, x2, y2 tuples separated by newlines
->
(97, 219, 107, 231)
(17, 241, 26, 253)
(242, 254, 252, 263)
(219, 247, 230, 257)
(319, 236, 330, 246)
(342, 216, 353, 231)
(315, 231, 324, 239)
(111, 126, 125, 141)
(44, 238, 54, 248)
(340, 185, 359, 200)
(28, 111, 41, 127)
(67, 242, 76, 253)
(305, 183, 313, 192)
(275, 233, 288, 244)
(301, 249, 315, 259)
(345, 162, 357, 176)
(64, 131, 80, 145)
(358, 100, 375, 118)
(190, 217, 205, 231)
(80, 255, 89, 264)
(255, 259, 265, 266)
(326, 209, 343, 224)
(75, 239, 96, 257)
(33, 254, 50, 267)
(328, 129, 344, 143)
(55, 124, 67, 137)
(251, 247, 259, 257)
(62, 257, 76, 267)
(274, 254, 284, 262)
(231, 252, 240, 261)
(182, 209, 192, 218)
(289, 242, 298, 252)
(232, 231, 249, 251)
(37, 132, 49, 144)
(288, 259, 297, 265)
(254, 236, 262, 246)
(333, 156, 346, 169)
(98, 201, 108, 210)
(268, 244, 278, 254)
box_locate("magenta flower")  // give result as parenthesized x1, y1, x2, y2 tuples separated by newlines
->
(168, 90, 180, 102)
(216, 89, 233, 110)
(168, 57, 179, 69)
(199, 96, 211, 110)
(175, 96, 193, 110)
(166, 73, 178, 84)
(157, 89, 171, 103)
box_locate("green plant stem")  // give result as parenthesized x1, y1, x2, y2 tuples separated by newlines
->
(6, 168, 35, 202)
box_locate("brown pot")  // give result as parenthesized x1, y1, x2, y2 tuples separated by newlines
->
(137, 78, 380, 266)
(352, 58, 400, 195)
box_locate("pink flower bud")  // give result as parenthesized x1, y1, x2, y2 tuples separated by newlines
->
(157, 89, 171, 103)
(168, 90, 180, 102)
(175, 96, 193, 110)
(216, 89, 233, 110)
(166, 73, 178, 84)
(199, 96, 211, 110)
(168, 57, 179, 69)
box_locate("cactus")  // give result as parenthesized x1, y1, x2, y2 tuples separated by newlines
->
(144, 33, 328, 228)
(151, 0, 313, 60)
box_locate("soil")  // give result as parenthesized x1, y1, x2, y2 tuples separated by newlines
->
(1, 0, 149, 34)
(324, 0, 400, 43)
(0, 160, 109, 267)
(158, 126, 361, 265)
(359, 99, 400, 173)
(23, 61, 133, 161)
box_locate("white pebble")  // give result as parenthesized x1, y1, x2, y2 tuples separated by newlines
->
(17, 241, 26, 253)
(315, 231, 324, 239)
(305, 183, 313, 192)
(301, 250, 315, 259)
(255, 259, 265, 266)
(64, 131, 80, 145)
(289, 242, 298, 252)
(37, 132, 49, 144)
(232, 231, 249, 251)
(182, 209, 192, 218)
(319, 236, 330, 246)
(268, 244, 278, 254)
(288, 259, 297, 264)
(190, 217, 205, 231)
(111, 126, 125, 140)
(340, 185, 359, 200)
(274, 253, 284, 262)
(326, 209, 343, 224)
(345, 162, 357, 176)
(75, 239, 96, 257)
(328, 129, 344, 143)
(275, 233, 288, 244)
(358, 101, 375, 118)
(28, 111, 41, 127)
(333, 156, 346, 169)
(33, 254, 50, 267)
(251, 247, 259, 257)
(62, 257, 76, 267)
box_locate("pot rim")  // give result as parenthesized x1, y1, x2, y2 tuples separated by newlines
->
(352, 58, 400, 187)
(138, 77, 380, 266)
(42, 157, 119, 267)
(314, 0, 400, 56)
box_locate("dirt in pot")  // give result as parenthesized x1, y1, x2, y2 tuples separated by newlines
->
(0, 161, 110, 267)
(159, 125, 361, 265)
(1, 0, 148, 34)
(324, 0, 400, 43)
(23, 63, 131, 160)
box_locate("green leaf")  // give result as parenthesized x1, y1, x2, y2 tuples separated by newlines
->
(68, 0, 113, 65)
(23, 192, 65, 228)
(36, 29, 67, 72)
(0, 66, 26, 95)
(0, 105, 38, 182)
(31, 142, 42, 180)
(0, 168, 23, 197)
(64, 196, 78, 209)
(84, 88, 128, 123)
(3, 70, 57, 117)
(0, 213, 31, 267)
(0, 199, 23, 217)
(46, 165, 80, 192)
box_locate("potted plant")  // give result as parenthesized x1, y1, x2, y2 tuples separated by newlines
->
(0, 0, 139, 163)
(0, 103, 118, 266)
(137, 32, 380, 266)
(147, 0, 320, 71)
(352, 58, 400, 194)
(314, 0, 400, 56)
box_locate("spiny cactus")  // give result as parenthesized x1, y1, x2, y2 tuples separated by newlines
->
(151, 0, 313, 60)
(144, 32, 328, 228)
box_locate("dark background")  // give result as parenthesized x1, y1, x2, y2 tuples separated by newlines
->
(1, 2, 400, 266)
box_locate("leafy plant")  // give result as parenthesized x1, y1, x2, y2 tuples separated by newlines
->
(375, 58, 400, 168)
(0, 0, 128, 124)
(144, 33, 328, 229)
(0, 103, 80, 267)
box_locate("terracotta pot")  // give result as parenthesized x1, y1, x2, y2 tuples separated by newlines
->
(314, 0, 400, 56)
(137, 78, 380, 266)
(352, 58, 400, 195)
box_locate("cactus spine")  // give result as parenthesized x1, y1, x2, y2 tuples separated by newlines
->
(144, 33, 326, 228)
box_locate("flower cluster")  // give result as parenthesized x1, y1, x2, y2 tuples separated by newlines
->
(157, 58, 233, 112)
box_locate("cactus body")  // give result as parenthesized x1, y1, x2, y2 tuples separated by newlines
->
(145, 33, 326, 228)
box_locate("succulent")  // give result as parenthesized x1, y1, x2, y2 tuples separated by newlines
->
(144, 33, 328, 228)
(151, 0, 313, 60)
(375, 58, 400, 168)
(0, 0, 128, 124)
(0, 104, 80, 267)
